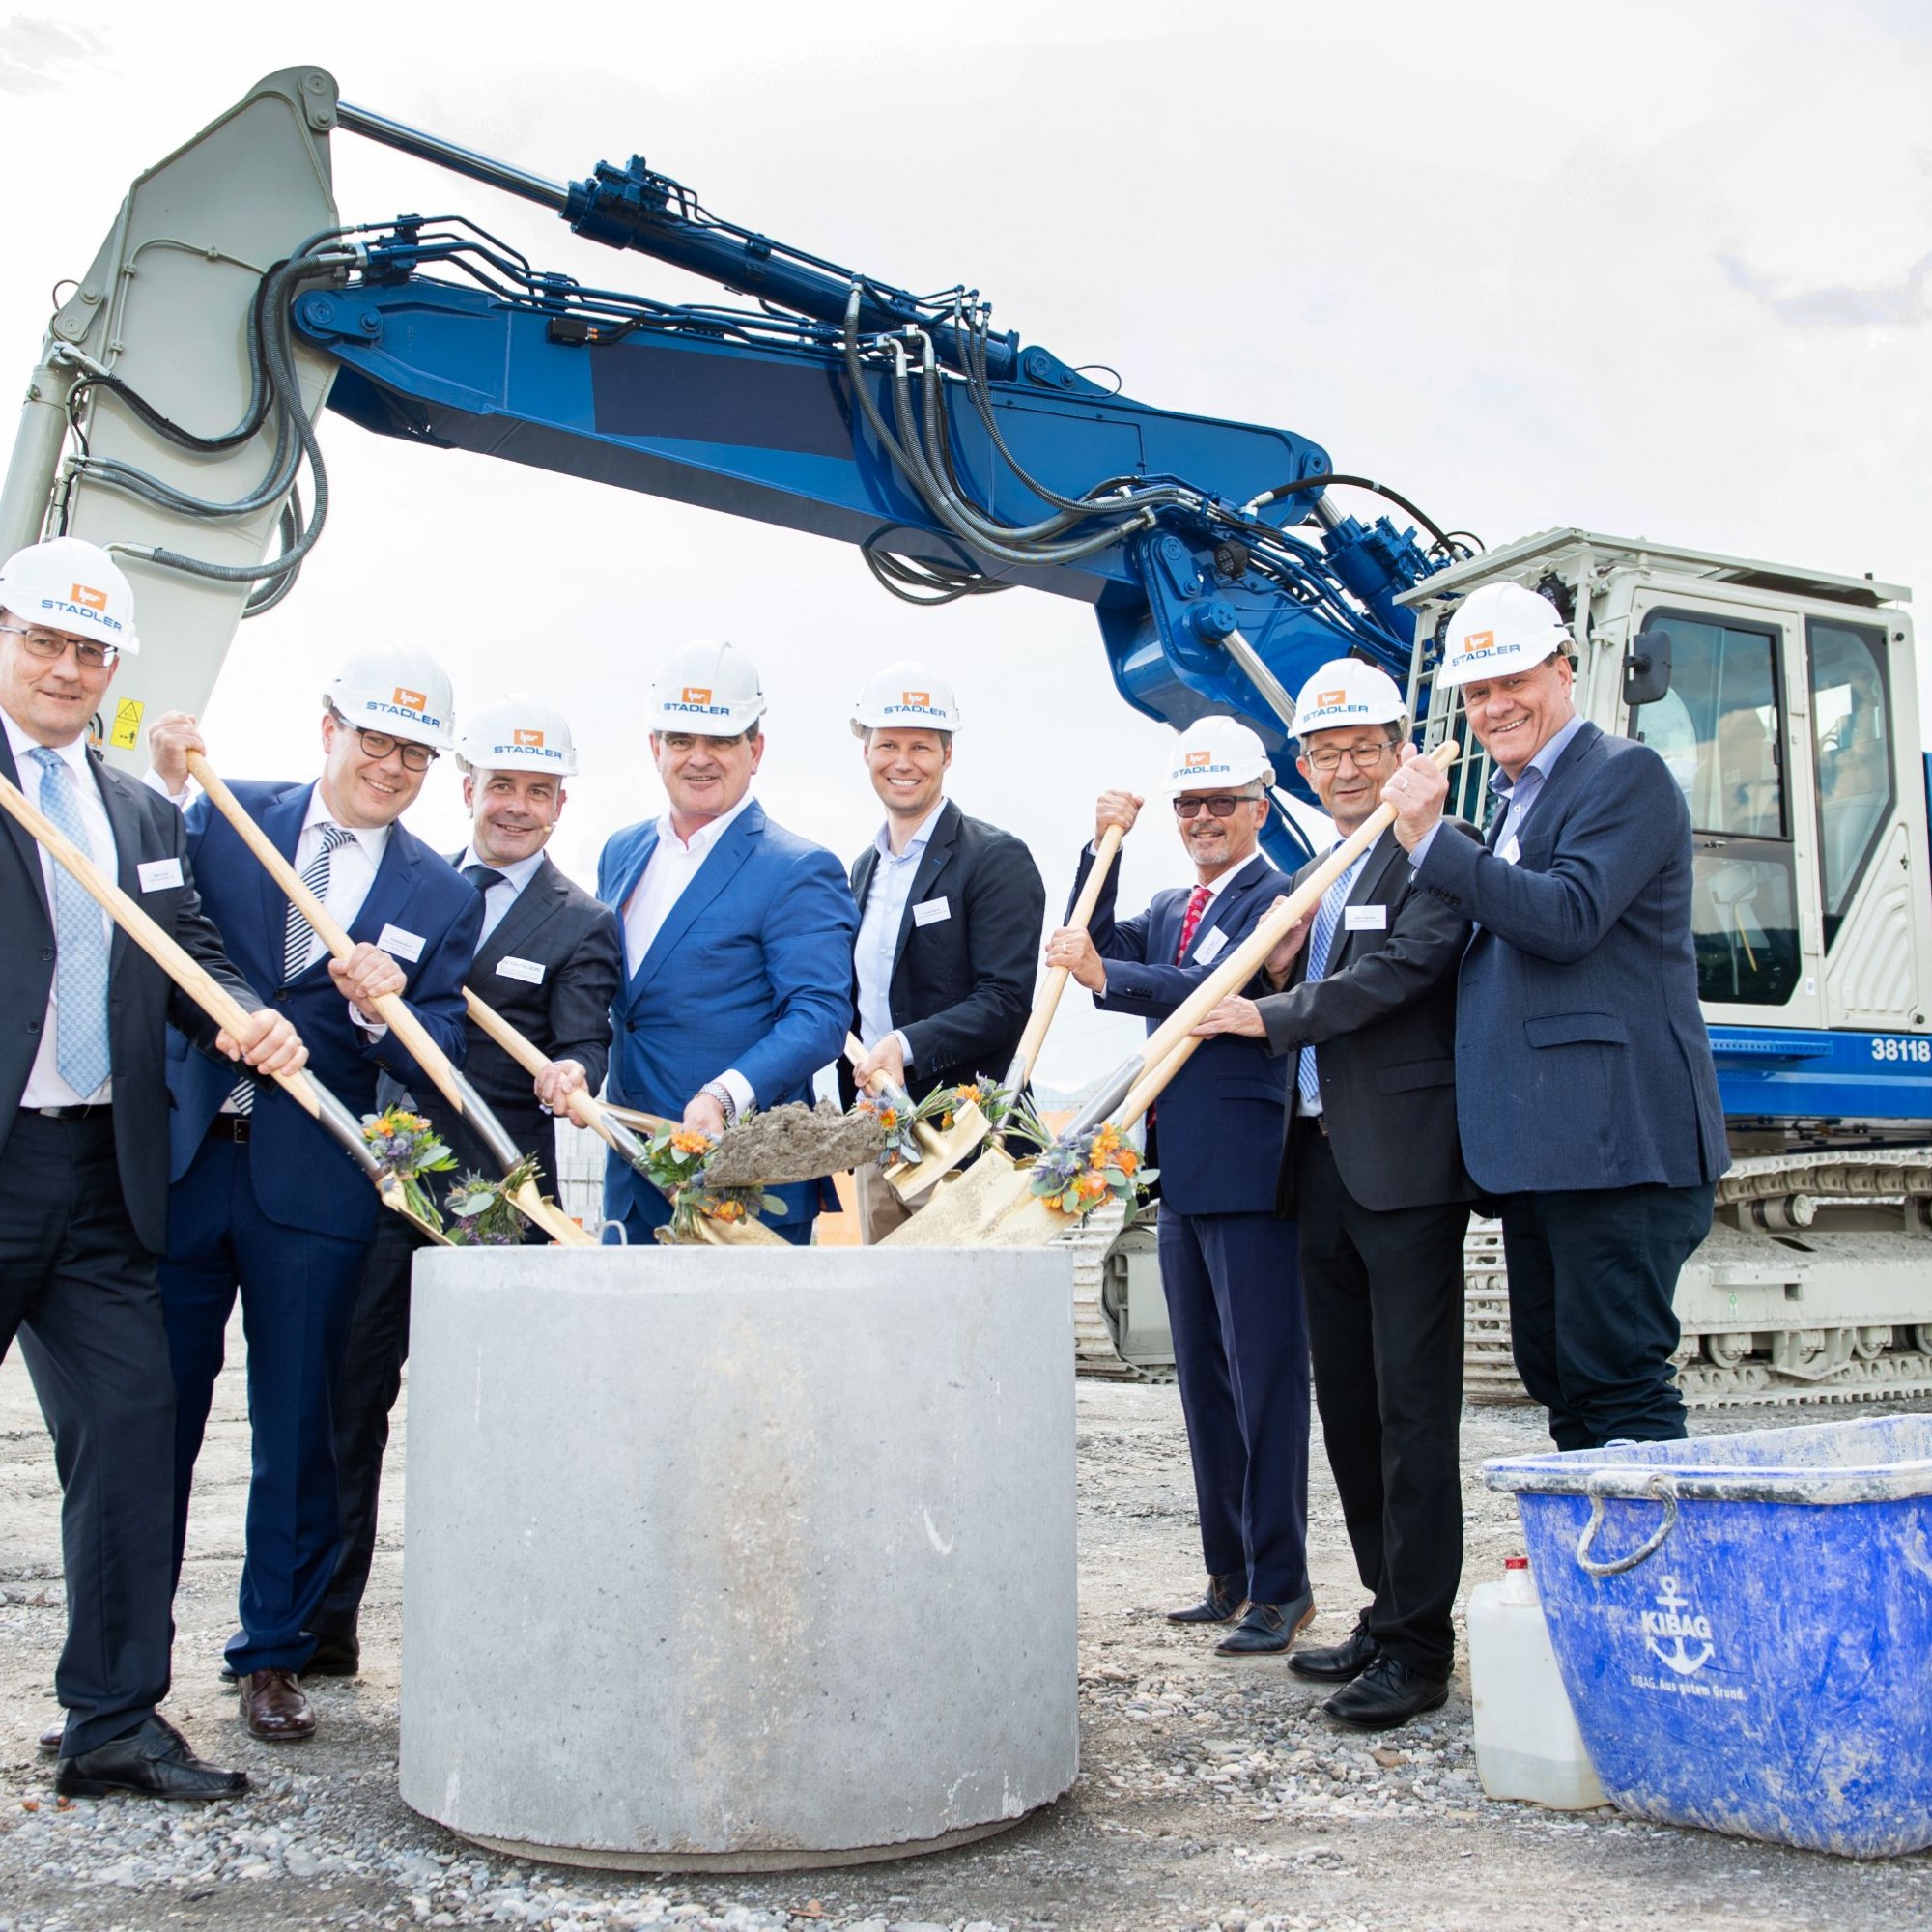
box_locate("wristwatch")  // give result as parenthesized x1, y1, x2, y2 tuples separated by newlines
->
(699, 1079, 740, 1127)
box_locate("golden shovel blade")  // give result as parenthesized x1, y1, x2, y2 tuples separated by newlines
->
(684, 1208, 788, 1248)
(876, 1143, 1087, 1249)
(883, 1099, 993, 1205)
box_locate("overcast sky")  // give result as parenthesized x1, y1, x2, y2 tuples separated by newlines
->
(3, 1, 1927, 1090)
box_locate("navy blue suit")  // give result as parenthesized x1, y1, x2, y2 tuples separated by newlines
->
(160, 779, 480, 1674)
(598, 800, 857, 1244)
(1079, 845, 1308, 1605)
(1414, 722, 1727, 1447)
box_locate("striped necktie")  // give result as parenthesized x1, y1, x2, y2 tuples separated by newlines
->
(29, 748, 111, 1098)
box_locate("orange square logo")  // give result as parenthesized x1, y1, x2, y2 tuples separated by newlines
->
(1184, 750, 1212, 768)
(513, 728, 545, 748)
(1317, 688, 1346, 707)
(71, 583, 107, 611)
(393, 685, 428, 709)
(682, 686, 712, 705)
(1460, 630, 1493, 656)
(903, 690, 930, 707)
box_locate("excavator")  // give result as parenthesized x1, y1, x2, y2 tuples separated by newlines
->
(6, 68, 1929, 1405)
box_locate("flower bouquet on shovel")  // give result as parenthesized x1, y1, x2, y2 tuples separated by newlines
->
(1013, 1109, 1153, 1220)
(360, 1106, 456, 1236)
(641, 1124, 788, 1244)
(443, 1154, 543, 1246)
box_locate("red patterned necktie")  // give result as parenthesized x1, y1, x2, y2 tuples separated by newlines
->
(1175, 884, 1212, 962)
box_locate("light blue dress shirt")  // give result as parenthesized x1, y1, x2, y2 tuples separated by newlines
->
(854, 801, 947, 1068)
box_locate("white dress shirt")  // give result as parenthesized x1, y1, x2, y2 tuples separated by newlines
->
(854, 800, 948, 1069)
(287, 784, 389, 973)
(9, 710, 116, 1107)
(458, 843, 545, 945)
(623, 792, 756, 1115)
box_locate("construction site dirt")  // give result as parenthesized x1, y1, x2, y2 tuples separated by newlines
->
(3, 1329, 1928, 1932)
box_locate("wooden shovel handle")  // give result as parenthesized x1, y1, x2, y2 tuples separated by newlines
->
(1006, 820, 1125, 1091)
(463, 985, 646, 1163)
(185, 752, 589, 1245)
(1113, 740, 1460, 1129)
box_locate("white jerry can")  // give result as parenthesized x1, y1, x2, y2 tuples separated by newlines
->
(1468, 1555, 1609, 1809)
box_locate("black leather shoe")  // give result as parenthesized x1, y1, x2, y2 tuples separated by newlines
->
(303, 1635, 360, 1677)
(56, 1716, 248, 1800)
(38, 1720, 64, 1756)
(1322, 1653, 1450, 1730)
(1213, 1589, 1316, 1656)
(1166, 1573, 1243, 1625)
(1289, 1618, 1379, 1683)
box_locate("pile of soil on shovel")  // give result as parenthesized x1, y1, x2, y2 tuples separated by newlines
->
(702, 1102, 885, 1186)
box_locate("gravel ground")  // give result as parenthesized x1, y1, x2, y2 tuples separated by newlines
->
(3, 1321, 1930, 1932)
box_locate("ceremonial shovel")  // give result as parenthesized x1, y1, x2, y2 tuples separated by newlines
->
(0, 771, 449, 1245)
(882, 740, 1459, 1249)
(185, 752, 591, 1246)
(462, 988, 784, 1247)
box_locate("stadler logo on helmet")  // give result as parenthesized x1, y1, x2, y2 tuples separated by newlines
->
(1185, 750, 1213, 768)
(903, 690, 930, 707)
(393, 686, 428, 710)
(72, 584, 107, 612)
(513, 728, 545, 748)
(38, 587, 125, 633)
(494, 735, 562, 761)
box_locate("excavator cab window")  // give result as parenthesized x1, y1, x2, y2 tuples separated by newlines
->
(1806, 618, 1894, 949)
(1630, 611, 1800, 1007)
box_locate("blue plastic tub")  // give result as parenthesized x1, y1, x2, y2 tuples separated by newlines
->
(1485, 1415, 1932, 1858)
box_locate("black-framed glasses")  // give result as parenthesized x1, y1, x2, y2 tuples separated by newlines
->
(351, 724, 438, 772)
(0, 622, 119, 670)
(1303, 741, 1396, 774)
(1173, 794, 1253, 820)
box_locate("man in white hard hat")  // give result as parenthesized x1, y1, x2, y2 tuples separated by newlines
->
(598, 640, 857, 1243)
(146, 647, 482, 1743)
(1380, 582, 1725, 1452)
(1194, 660, 1480, 1730)
(841, 661, 1045, 1242)
(0, 538, 303, 1800)
(312, 696, 622, 1674)
(1047, 717, 1310, 1657)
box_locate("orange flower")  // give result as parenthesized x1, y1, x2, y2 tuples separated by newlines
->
(1115, 1148, 1140, 1176)
(670, 1129, 713, 1156)
(706, 1198, 746, 1222)
(955, 1083, 983, 1104)
(1075, 1171, 1110, 1203)
(877, 1107, 899, 1130)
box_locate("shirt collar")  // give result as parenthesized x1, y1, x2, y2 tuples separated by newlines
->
(872, 798, 948, 863)
(3, 708, 94, 785)
(1490, 712, 1587, 798)
(656, 789, 754, 856)
(1194, 848, 1271, 904)
(459, 844, 545, 895)
(303, 781, 391, 861)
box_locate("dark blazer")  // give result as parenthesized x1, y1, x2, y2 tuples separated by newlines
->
(1081, 846, 1289, 1217)
(430, 850, 621, 1184)
(839, 799, 1046, 1105)
(166, 780, 481, 1242)
(1258, 824, 1479, 1215)
(1413, 722, 1727, 1195)
(597, 798, 857, 1231)
(0, 736, 264, 1256)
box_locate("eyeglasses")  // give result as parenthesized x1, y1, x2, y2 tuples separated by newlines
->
(350, 725, 438, 772)
(1303, 741, 1396, 774)
(1173, 794, 1255, 820)
(0, 623, 119, 670)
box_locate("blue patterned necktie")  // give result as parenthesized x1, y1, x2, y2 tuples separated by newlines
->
(231, 820, 357, 1114)
(30, 748, 111, 1098)
(1295, 855, 1363, 1112)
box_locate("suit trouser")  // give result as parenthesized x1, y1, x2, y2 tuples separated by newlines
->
(1158, 1206, 1310, 1605)
(1501, 1181, 1716, 1452)
(0, 1113, 177, 1755)
(159, 1131, 370, 1676)
(1293, 1122, 1468, 1677)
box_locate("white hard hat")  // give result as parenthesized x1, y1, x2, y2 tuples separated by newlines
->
(849, 660, 962, 737)
(0, 536, 139, 656)
(456, 695, 578, 777)
(1436, 582, 1573, 688)
(650, 639, 766, 733)
(1293, 659, 1406, 738)
(326, 643, 455, 749)
(1163, 715, 1275, 794)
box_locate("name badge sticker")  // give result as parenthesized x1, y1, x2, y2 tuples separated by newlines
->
(377, 923, 426, 963)
(137, 857, 185, 893)
(1344, 904, 1388, 932)
(496, 955, 546, 985)
(913, 896, 951, 927)
(1193, 926, 1229, 964)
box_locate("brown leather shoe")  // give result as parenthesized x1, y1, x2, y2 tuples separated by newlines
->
(38, 1720, 64, 1755)
(240, 1669, 315, 1742)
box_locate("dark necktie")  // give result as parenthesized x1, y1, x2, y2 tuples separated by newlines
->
(464, 863, 507, 895)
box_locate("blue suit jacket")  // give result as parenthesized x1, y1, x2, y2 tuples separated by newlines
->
(1413, 721, 1727, 1195)
(597, 799, 858, 1231)
(1078, 846, 1290, 1217)
(166, 780, 482, 1240)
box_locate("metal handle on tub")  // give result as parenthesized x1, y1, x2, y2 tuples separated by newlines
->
(1574, 1474, 1679, 1577)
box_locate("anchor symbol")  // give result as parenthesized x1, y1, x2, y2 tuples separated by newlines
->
(1645, 1574, 1715, 1677)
